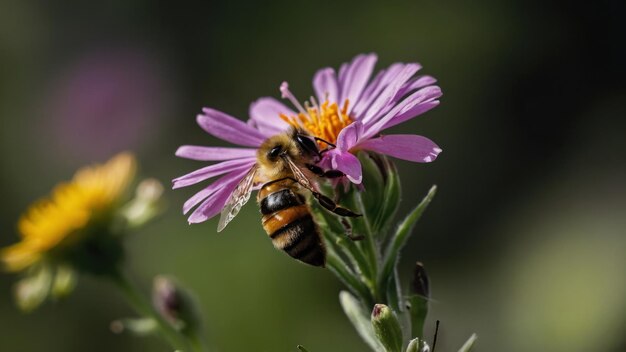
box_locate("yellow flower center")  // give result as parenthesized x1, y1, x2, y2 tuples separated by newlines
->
(280, 99, 353, 147)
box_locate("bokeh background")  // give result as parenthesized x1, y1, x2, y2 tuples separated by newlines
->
(1, 0, 625, 351)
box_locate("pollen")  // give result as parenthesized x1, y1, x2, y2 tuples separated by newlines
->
(280, 99, 353, 148)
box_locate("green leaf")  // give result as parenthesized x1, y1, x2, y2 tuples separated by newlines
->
(458, 333, 478, 352)
(339, 291, 385, 352)
(358, 152, 385, 220)
(356, 152, 402, 234)
(327, 254, 372, 304)
(408, 262, 429, 339)
(372, 156, 401, 234)
(371, 304, 404, 352)
(385, 269, 402, 313)
(380, 186, 437, 290)
(316, 207, 374, 282)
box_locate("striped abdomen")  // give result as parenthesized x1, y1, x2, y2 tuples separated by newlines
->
(257, 180, 325, 267)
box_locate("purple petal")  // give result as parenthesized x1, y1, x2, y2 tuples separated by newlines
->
(380, 101, 440, 132)
(248, 97, 294, 137)
(353, 63, 412, 118)
(394, 75, 437, 100)
(313, 68, 339, 104)
(336, 121, 364, 151)
(176, 146, 257, 161)
(182, 166, 252, 214)
(358, 134, 442, 163)
(363, 85, 442, 138)
(187, 170, 246, 224)
(172, 158, 256, 189)
(198, 108, 266, 147)
(330, 150, 363, 184)
(339, 54, 378, 110)
(359, 63, 421, 125)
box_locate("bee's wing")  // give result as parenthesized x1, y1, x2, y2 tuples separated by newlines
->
(282, 155, 316, 193)
(217, 165, 258, 232)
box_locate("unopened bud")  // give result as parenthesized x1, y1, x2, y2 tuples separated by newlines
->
(51, 265, 76, 299)
(14, 265, 52, 312)
(122, 178, 165, 228)
(152, 275, 200, 334)
(371, 304, 403, 352)
(406, 338, 430, 352)
(411, 262, 429, 298)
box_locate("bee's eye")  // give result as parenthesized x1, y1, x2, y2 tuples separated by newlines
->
(268, 146, 282, 158)
(296, 134, 319, 156)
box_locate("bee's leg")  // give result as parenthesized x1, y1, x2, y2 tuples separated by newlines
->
(311, 191, 361, 217)
(314, 137, 336, 149)
(306, 163, 345, 179)
(341, 218, 364, 241)
(314, 137, 337, 157)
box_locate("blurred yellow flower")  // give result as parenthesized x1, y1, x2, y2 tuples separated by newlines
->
(1, 153, 136, 272)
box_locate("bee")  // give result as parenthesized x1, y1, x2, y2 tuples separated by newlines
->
(216, 127, 359, 267)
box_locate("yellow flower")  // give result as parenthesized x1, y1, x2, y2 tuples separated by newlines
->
(1, 153, 136, 273)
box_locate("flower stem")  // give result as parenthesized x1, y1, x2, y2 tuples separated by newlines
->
(109, 270, 193, 351)
(188, 330, 209, 352)
(354, 191, 380, 301)
(326, 252, 373, 306)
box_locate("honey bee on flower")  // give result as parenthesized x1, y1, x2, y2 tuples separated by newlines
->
(173, 53, 442, 263)
(174, 53, 442, 221)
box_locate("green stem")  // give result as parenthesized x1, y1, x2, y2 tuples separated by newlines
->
(319, 211, 374, 283)
(188, 330, 208, 352)
(109, 270, 193, 351)
(326, 252, 373, 306)
(354, 191, 380, 301)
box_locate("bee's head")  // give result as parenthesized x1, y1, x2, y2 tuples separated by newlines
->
(266, 143, 286, 162)
(258, 133, 298, 166)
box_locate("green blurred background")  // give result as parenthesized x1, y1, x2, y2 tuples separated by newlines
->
(1, 0, 625, 351)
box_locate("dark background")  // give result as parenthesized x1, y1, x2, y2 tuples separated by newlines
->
(1, 0, 625, 351)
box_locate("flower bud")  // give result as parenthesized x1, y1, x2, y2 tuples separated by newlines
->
(152, 275, 201, 335)
(371, 304, 403, 352)
(51, 265, 76, 299)
(411, 262, 429, 298)
(121, 178, 165, 228)
(14, 265, 52, 312)
(406, 338, 430, 352)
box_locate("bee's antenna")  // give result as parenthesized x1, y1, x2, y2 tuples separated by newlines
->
(432, 320, 440, 352)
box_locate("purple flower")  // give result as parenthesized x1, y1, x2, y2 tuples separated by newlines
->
(174, 53, 442, 224)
